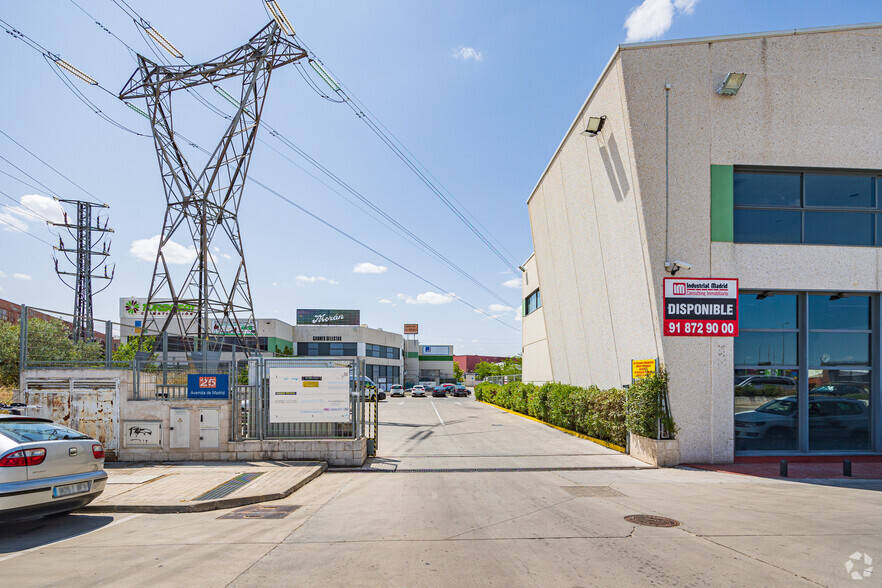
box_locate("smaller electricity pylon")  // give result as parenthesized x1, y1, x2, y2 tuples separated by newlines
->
(51, 199, 114, 342)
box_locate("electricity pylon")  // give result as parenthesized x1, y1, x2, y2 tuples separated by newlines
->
(119, 22, 307, 355)
(51, 200, 114, 342)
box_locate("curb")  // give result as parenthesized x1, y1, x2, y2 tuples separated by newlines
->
(477, 400, 627, 453)
(81, 462, 327, 514)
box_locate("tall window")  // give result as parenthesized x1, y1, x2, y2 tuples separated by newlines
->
(525, 289, 542, 315)
(734, 169, 881, 246)
(735, 292, 874, 453)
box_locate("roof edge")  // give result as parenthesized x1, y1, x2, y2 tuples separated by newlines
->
(618, 21, 882, 51)
(526, 47, 621, 206)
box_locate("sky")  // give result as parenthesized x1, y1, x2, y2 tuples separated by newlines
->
(0, 0, 880, 356)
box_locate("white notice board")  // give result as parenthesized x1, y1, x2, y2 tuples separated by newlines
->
(269, 367, 351, 423)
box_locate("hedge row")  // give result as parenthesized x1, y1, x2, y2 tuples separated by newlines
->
(474, 371, 676, 447)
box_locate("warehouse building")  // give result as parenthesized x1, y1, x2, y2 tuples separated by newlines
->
(521, 24, 882, 462)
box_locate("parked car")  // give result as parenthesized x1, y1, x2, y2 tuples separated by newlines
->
(0, 415, 107, 522)
(410, 385, 426, 398)
(389, 385, 405, 397)
(734, 395, 869, 449)
(452, 384, 469, 397)
(432, 386, 447, 397)
(809, 382, 869, 398)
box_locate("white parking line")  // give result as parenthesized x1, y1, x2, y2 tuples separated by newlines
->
(430, 401, 445, 426)
(455, 402, 462, 405)
(0, 513, 142, 562)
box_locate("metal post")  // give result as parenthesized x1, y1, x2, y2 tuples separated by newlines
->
(19, 305, 28, 373)
(105, 320, 113, 368)
(162, 331, 169, 386)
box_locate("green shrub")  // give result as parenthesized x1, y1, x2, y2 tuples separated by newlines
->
(625, 368, 677, 440)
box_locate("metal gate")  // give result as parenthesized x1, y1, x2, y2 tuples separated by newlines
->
(233, 357, 377, 454)
(23, 378, 120, 455)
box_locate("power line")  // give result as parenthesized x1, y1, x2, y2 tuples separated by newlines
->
(0, 187, 54, 224)
(0, 216, 55, 247)
(0, 129, 107, 206)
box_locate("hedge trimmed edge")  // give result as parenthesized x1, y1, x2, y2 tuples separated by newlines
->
(475, 371, 676, 449)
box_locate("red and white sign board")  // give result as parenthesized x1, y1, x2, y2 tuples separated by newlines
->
(663, 278, 739, 337)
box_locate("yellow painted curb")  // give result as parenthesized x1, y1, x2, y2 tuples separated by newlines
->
(477, 399, 626, 453)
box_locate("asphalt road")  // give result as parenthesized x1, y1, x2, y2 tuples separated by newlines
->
(2, 395, 881, 586)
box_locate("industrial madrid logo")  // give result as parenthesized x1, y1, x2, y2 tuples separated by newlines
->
(845, 552, 873, 581)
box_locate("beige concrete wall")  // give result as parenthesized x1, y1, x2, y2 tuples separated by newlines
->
(528, 25, 882, 464)
(521, 254, 553, 384)
(618, 26, 882, 463)
(527, 58, 661, 391)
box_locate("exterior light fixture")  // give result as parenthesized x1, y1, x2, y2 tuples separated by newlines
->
(580, 115, 606, 137)
(716, 72, 746, 96)
(829, 292, 845, 301)
(756, 291, 771, 300)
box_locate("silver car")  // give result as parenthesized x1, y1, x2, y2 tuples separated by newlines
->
(0, 415, 107, 521)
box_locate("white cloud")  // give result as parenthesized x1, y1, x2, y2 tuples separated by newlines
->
(272, 281, 278, 287)
(212, 246, 232, 260)
(13, 273, 32, 280)
(513, 313, 523, 322)
(453, 46, 483, 62)
(624, 0, 699, 43)
(502, 277, 521, 289)
(470, 339, 479, 343)
(378, 298, 393, 304)
(353, 262, 388, 274)
(0, 270, 6, 278)
(489, 304, 513, 312)
(0, 194, 64, 234)
(404, 291, 455, 305)
(296, 275, 339, 285)
(129, 235, 196, 265)
(395, 293, 409, 301)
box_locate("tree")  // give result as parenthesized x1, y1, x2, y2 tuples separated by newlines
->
(112, 336, 157, 362)
(474, 361, 501, 380)
(453, 362, 465, 383)
(0, 318, 104, 387)
(474, 356, 523, 381)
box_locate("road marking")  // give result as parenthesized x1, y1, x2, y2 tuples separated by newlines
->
(455, 402, 462, 405)
(0, 513, 142, 562)
(397, 401, 404, 405)
(430, 401, 445, 426)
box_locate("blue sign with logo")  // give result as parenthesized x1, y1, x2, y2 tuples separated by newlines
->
(187, 374, 229, 399)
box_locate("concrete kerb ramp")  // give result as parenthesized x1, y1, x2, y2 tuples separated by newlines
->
(81, 461, 327, 514)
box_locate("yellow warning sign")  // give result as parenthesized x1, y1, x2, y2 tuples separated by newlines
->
(631, 359, 656, 381)
(302, 381, 319, 388)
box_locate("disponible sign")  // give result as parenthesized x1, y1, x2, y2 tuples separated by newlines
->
(186, 374, 229, 399)
(663, 278, 738, 337)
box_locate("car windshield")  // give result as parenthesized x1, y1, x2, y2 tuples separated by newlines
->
(755, 399, 797, 416)
(0, 421, 92, 443)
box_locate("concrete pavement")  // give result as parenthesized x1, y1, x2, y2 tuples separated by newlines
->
(1, 395, 880, 586)
(83, 461, 327, 513)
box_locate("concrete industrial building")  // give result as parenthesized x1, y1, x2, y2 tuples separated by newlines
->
(120, 299, 453, 390)
(521, 24, 882, 462)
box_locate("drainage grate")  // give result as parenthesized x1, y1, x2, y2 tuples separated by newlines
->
(624, 514, 680, 527)
(563, 486, 625, 498)
(217, 505, 300, 520)
(194, 472, 264, 501)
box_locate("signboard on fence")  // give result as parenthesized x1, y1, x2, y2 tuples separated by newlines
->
(269, 367, 350, 423)
(186, 374, 229, 399)
(663, 278, 739, 337)
(631, 359, 657, 381)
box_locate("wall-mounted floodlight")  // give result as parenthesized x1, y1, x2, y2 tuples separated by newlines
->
(716, 72, 746, 96)
(829, 292, 845, 301)
(756, 291, 772, 300)
(580, 115, 606, 137)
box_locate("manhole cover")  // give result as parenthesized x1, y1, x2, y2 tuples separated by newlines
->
(217, 505, 300, 520)
(624, 514, 680, 527)
(563, 486, 625, 498)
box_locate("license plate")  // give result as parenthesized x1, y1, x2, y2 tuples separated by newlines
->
(53, 481, 91, 498)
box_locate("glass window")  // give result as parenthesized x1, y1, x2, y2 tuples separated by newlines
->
(808, 295, 870, 330)
(808, 333, 870, 367)
(733, 172, 801, 207)
(804, 174, 874, 208)
(525, 289, 542, 315)
(738, 294, 797, 330)
(804, 212, 873, 246)
(808, 368, 870, 451)
(735, 369, 799, 452)
(733, 209, 801, 244)
(735, 332, 797, 366)
(0, 421, 92, 442)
